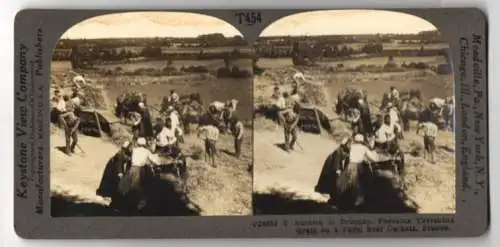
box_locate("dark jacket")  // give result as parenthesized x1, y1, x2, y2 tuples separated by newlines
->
(315, 146, 349, 195)
(96, 150, 130, 198)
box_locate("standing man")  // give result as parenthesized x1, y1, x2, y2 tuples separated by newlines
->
(59, 111, 80, 155)
(418, 121, 438, 164)
(230, 116, 245, 158)
(198, 124, 220, 167)
(282, 110, 300, 152)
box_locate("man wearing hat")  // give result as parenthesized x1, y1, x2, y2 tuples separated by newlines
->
(282, 108, 300, 152)
(198, 123, 220, 167)
(230, 116, 245, 158)
(59, 110, 80, 155)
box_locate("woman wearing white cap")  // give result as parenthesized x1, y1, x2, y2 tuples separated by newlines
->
(337, 134, 392, 208)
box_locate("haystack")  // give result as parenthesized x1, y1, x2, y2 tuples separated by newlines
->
(80, 84, 108, 110)
(299, 79, 330, 107)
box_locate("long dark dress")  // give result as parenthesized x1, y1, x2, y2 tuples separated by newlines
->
(314, 147, 348, 198)
(139, 108, 154, 139)
(96, 150, 129, 198)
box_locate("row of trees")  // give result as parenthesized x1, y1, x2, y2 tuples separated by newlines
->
(53, 45, 253, 62)
(256, 30, 444, 46)
(56, 33, 247, 50)
(255, 42, 445, 58)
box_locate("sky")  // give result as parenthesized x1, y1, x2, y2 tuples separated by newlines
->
(260, 10, 438, 36)
(61, 10, 437, 39)
(61, 12, 243, 39)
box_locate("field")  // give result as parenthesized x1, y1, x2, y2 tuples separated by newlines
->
(252, 57, 456, 214)
(50, 59, 254, 216)
(256, 56, 449, 69)
(344, 42, 449, 51)
(115, 46, 252, 54)
(52, 59, 252, 73)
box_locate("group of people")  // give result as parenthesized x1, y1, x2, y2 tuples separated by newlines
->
(122, 90, 245, 169)
(314, 86, 456, 209)
(315, 133, 401, 209)
(96, 94, 245, 212)
(347, 85, 454, 164)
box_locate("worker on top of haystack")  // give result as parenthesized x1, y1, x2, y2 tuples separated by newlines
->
(291, 72, 305, 103)
(271, 86, 281, 100)
(72, 74, 88, 88)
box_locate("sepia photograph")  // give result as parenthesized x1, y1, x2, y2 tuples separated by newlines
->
(252, 10, 455, 214)
(50, 12, 253, 216)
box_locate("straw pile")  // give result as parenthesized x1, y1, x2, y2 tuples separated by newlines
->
(299, 79, 330, 107)
(80, 84, 108, 110)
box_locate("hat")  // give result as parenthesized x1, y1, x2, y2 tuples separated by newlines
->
(122, 141, 131, 149)
(138, 102, 145, 108)
(358, 98, 364, 105)
(340, 137, 350, 145)
(137, 137, 147, 146)
(353, 134, 364, 143)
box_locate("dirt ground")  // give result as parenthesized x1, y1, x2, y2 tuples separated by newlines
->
(50, 62, 253, 216)
(253, 64, 456, 214)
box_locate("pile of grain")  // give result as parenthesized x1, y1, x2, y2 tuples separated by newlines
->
(80, 84, 108, 110)
(300, 80, 330, 107)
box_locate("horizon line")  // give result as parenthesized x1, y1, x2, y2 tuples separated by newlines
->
(59, 31, 439, 41)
